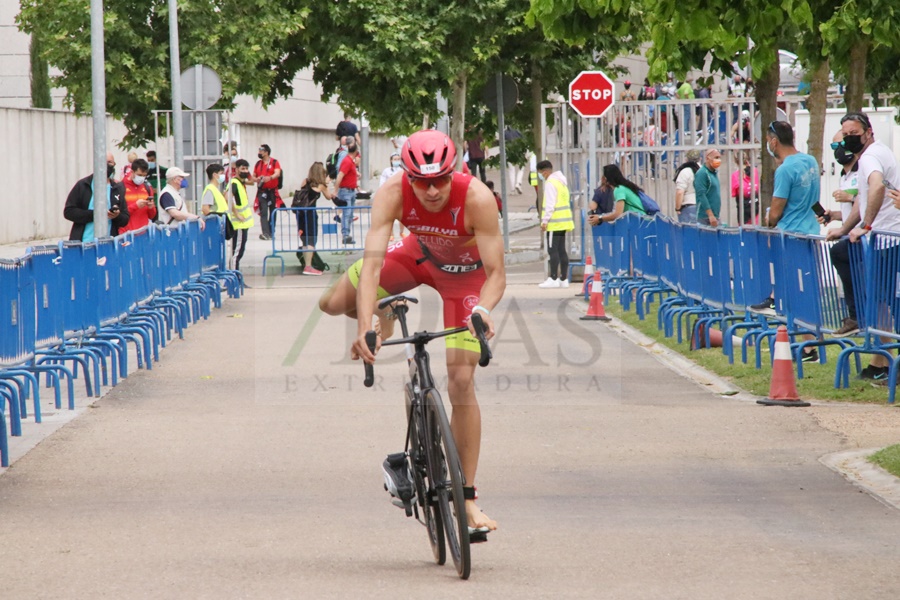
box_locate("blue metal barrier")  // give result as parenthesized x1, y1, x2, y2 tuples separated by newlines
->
(0, 220, 242, 468)
(265, 206, 373, 276)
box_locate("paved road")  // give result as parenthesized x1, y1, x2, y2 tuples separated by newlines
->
(1, 263, 899, 599)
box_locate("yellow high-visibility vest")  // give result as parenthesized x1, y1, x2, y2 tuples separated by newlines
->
(203, 183, 230, 216)
(229, 178, 255, 230)
(545, 178, 574, 232)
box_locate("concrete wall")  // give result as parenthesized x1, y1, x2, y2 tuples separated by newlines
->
(0, 1, 66, 110)
(0, 107, 131, 244)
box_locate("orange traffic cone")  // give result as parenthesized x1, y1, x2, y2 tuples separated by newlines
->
(757, 325, 811, 407)
(578, 256, 594, 297)
(691, 322, 743, 350)
(580, 272, 611, 322)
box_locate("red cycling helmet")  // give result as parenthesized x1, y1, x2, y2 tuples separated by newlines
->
(401, 130, 456, 178)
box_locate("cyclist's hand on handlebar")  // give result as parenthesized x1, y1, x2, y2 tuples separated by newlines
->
(352, 330, 380, 363)
(467, 312, 495, 340)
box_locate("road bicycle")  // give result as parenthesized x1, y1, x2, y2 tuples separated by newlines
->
(363, 294, 491, 580)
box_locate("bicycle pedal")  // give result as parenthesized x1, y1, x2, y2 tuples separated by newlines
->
(468, 528, 490, 544)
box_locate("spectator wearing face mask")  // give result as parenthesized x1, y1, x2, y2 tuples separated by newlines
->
(158, 167, 204, 230)
(64, 151, 130, 241)
(695, 149, 723, 227)
(145, 150, 167, 196)
(379, 152, 403, 187)
(119, 158, 157, 233)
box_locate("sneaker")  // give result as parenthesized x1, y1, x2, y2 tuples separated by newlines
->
(858, 365, 889, 381)
(538, 277, 561, 289)
(259, 234, 271, 241)
(833, 317, 860, 337)
(801, 348, 819, 363)
(382, 453, 415, 504)
(303, 266, 323, 276)
(333, 215, 341, 223)
(750, 296, 776, 315)
(343, 235, 355, 245)
(560, 279, 570, 288)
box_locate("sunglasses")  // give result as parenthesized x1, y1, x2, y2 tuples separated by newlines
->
(840, 113, 870, 129)
(830, 141, 841, 150)
(408, 174, 452, 191)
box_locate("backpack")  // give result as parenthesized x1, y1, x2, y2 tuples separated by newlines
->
(325, 147, 342, 179)
(637, 191, 661, 216)
(291, 185, 315, 208)
(277, 166, 284, 190)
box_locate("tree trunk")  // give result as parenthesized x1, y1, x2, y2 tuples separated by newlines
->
(844, 37, 869, 112)
(30, 34, 51, 109)
(531, 63, 544, 222)
(805, 58, 830, 170)
(449, 70, 467, 170)
(531, 62, 543, 164)
(755, 55, 781, 215)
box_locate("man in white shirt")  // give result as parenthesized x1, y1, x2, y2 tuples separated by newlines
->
(826, 112, 900, 379)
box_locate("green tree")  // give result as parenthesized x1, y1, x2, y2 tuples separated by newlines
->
(820, 0, 900, 111)
(29, 32, 52, 109)
(17, 0, 302, 146)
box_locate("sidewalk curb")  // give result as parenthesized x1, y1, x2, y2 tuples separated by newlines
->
(603, 313, 900, 512)
(820, 448, 900, 511)
(604, 316, 760, 403)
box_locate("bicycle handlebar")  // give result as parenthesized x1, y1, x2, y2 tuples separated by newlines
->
(363, 331, 377, 388)
(362, 306, 492, 387)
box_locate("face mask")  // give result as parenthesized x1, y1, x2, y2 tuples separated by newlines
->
(834, 145, 854, 165)
(180, 178, 189, 189)
(744, 166, 751, 177)
(538, 173, 545, 182)
(132, 174, 146, 185)
(230, 156, 237, 163)
(766, 140, 776, 158)
(842, 134, 865, 154)
(392, 161, 401, 168)
(148, 162, 156, 170)
(239, 172, 249, 180)
(710, 159, 721, 170)
(107, 164, 116, 178)
(257, 153, 264, 159)
(218, 174, 226, 183)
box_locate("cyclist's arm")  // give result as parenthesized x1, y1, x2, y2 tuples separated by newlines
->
(354, 178, 403, 362)
(467, 181, 506, 339)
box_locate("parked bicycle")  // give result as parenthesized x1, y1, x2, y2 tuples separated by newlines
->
(363, 294, 492, 580)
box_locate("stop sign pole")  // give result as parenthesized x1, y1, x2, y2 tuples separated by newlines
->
(568, 71, 615, 259)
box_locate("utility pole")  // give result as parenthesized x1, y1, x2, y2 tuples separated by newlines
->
(169, 0, 184, 168)
(90, 0, 108, 236)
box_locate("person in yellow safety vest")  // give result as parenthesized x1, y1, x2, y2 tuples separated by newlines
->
(201, 163, 235, 245)
(537, 159, 574, 289)
(229, 159, 256, 271)
(528, 151, 539, 206)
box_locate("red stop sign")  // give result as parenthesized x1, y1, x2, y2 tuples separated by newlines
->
(568, 71, 616, 118)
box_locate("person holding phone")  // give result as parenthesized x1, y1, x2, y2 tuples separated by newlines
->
(64, 151, 130, 241)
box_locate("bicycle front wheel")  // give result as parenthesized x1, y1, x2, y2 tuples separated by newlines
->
(424, 388, 471, 580)
(407, 383, 445, 565)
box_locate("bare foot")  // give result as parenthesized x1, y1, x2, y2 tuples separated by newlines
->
(465, 499, 497, 531)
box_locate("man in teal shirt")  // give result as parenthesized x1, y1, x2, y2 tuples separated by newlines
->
(765, 121, 820, 235)
(694, 149, 722, 226)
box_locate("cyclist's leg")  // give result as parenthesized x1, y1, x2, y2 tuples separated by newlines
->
(318, 237, 424, 332)
(445, 345, 495, 531)
(439, 270, 496, 531)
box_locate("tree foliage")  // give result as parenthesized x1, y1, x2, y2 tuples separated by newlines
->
(17, 0, 302, 146)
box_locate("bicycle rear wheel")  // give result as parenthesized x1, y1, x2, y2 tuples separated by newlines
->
(424, 388, 471, 580)
(407, 383, 445, 565)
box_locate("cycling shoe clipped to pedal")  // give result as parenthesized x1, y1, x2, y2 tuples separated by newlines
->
(382, 452, 415, 516)
(468, 526, 490, 544)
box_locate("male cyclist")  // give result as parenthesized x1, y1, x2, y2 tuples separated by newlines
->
(319, 130, 505, 533)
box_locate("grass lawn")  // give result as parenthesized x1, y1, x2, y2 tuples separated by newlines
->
(604, 297, 892, 404)
(869, 444, 900, 478)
